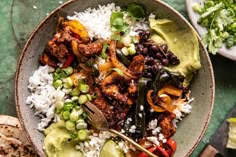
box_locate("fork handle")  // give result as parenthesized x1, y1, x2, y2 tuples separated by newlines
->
(109, 129, 158, 157)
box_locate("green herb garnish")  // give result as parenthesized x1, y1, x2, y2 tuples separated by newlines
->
(100, 42, 108, 59)
(193, 0, 236, 54)
(112, 68, 124, 76)
(110, 12, 129, 33)
(127, 3, 145, 19)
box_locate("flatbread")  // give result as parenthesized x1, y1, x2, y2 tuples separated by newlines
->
(0, 115, 38, 157)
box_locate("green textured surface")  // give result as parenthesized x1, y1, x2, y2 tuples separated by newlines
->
(0, 0, 236, 156)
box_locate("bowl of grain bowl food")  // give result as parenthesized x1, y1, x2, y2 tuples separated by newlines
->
(15, 0, 215, 157)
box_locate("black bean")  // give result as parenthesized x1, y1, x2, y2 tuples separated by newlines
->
(170, 55, 180, 65)
(136, 44, 144, 50)
(167, 50, 174, 57)
(162, 58, 169, 66)
(150, 45, 159, 52)
(145, 30, 151, 37)
(145, 72, 153, 78)
(155, 52, 163, 59)
(142, 47, 148, 55)
(160, 44, 168, 52)
(151, 64, 160, 73)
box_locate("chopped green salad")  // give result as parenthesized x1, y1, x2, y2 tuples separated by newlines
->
(192, 0, 236, 54)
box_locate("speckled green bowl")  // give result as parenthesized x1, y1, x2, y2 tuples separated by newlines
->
(15, 0, 215, 156)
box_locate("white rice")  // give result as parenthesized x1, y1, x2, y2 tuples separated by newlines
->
(67, 3, 149, 39)
(75, 131, 129, 157)
(26, 65, 65, 131)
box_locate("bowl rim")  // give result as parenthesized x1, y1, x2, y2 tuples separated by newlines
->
(15, 0, 215, 156)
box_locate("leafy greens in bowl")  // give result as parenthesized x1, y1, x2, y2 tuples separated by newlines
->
(186, 0, 236, 60)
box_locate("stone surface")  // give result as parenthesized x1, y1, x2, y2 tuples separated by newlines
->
(0, 0, 235, 156)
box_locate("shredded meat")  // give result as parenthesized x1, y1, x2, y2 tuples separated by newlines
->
(92, 87, 115, 126)
(92, 87, 130, 128)
(100, 72, 137, 105)
(158, 112, 176, 139)
(128, 55, 145, 75)
(39, 53, 57, 68)
(78, 43, 102, 57)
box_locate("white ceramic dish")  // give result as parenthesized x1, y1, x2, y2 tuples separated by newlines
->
(186, 0, 236, 60)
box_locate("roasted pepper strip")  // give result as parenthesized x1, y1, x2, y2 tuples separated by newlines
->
(62, 54, 75, 68)
(135, 78, 151, 139)
(137, 146, 169, 157)
(158, 84, 183, 97)
(63, 20, 89, 43)
(116, 49, 131, 66)
(147, 90, 166, 112)
(109, 40, 137, 79)
(166, 138, 177, 156)
(157, 94, 176, 112)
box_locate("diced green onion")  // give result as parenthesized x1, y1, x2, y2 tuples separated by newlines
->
(100, 43, 108, 59)
(63, 67, 73, 76)
(71, 96, 79, 102)
(86, 94, 92, 101)
(66, 120, 75, 131)
(78, 95, 88, 105)
(53, 80, 63, 89)
(62, 111, 70, 120)
(63, 77, 73, 89)
(80, 112, 88, 120)
(122, 35, 132, 46)
(76, 119, 85, 124)
(112, 68, 124, 76)
(70, 132, 78, 139)
(77, 129, 88, 141)
(132, 36, 139, 43)
(55, 101, 64, 110)
(70, 110, 79, 122)
(121, 47, 129, 56)
(63, 103, 74, 111)
(128, 44, 136, 55)
(62, 88, 72, 94)
(79, 84, 90, 93)
(76, 122, 87, 130)
(192, 3, 202, 14)
(71, 87, 80, 96)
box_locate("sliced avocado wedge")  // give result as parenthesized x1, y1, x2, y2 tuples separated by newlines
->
(100, 140, 125, 157)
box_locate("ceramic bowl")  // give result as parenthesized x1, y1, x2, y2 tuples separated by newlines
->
(186, 0, 236, 60)
(15, 0, 215, 156)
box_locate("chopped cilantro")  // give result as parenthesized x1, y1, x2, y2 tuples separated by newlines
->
(127, 3, 145, 19)
(193, 0, 236, 54)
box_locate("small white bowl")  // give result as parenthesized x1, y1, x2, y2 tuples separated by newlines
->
(186, 0, 236, 60)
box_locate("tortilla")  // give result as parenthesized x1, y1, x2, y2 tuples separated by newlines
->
(0, 115, 38, 157)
